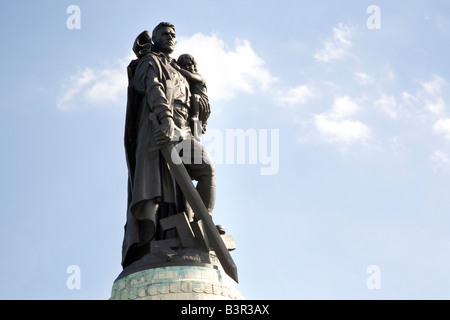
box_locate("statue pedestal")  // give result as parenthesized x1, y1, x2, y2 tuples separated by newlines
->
(110, 265, 242, 300)
(112, 212, 241, 300)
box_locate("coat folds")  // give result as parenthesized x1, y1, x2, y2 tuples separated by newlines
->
(121, 51, 179, 268)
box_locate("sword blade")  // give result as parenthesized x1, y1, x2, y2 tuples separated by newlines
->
(160, 143, 239, 283)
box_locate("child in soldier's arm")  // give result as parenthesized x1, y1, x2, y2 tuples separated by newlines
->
(171, 54, 211, 138)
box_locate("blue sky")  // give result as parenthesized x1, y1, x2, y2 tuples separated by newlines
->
(1, 0, 450, 299)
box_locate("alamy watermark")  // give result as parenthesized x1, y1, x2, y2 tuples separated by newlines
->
(366, 265, 381, 290)
(366, 5, 381, 30)
(173, 123, 280, 176)
(66, 265, 81, 290)
(66, 5, 81, 30)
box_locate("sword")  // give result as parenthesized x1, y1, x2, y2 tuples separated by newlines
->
(150, 114, 239, 283)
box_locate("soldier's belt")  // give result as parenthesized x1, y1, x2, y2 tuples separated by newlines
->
(174, 103, 189, 113)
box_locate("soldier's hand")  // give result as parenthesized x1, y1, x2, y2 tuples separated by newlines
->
(199, 99, 211, 119)
(170, 59, 180, 70)
(156, 117, 175, 145)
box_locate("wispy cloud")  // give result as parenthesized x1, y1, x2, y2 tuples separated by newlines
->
(433, 118, 450, 140)
(314, 96, 371, 145)
(174, 33, 277, 101)
(57, 56, 131, 111)
(374, 94, 399, 119)
(420, 75, 446, 114)
(275, 84, 316, 107)
(401, 91, 418, 105)
(58, 33, 277, 110)
(431, 150, 450, 173)
(391, 75, 447, 120)
(383, 65, 396, 82)
(314, 23, 355, 63)
(354, 72, 375, 86)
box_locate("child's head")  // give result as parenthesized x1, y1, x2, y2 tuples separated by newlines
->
(177, 54, 197, 73)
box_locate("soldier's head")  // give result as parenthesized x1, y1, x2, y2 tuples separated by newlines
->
(151, 22, 176, 55)
(177, 54, 197, 73)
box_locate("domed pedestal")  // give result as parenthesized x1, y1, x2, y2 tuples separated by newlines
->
(110, 265, 242, 300)
(111, 212, 241, 300)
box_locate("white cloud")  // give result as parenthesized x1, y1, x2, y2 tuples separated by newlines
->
(174, 33, 277, 101)
(425, 97, 445, 114)
(315, 116, 370, 144)
(430, 150, 450, 173)
(333, 96, 359, 118)
(57, 68, 95, 110)
(393, 75, 447, 122)
(433, 118, 450, 140)
(401, 91, 418, 105)
(374, 94, 399, 119)
(314, 96, 370, 144)
(354, 72, 375, 86)
(421, 75, 444, 96)
(58, 33, 277, 110)
(384, 65, 396, 82)
(420, 75, 446, 114)
(314, 23, 355, 63)
(276, 85, 315, 107)
(57, 56, 131, 111)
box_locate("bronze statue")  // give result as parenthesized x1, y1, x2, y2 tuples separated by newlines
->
(122, 23, 218, 270)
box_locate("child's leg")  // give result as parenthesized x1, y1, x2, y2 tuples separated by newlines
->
(189, 94, 201, 140)
(190, 94, 200, 118)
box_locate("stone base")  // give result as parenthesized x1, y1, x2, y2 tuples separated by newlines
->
(110, 266, 243, 300)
